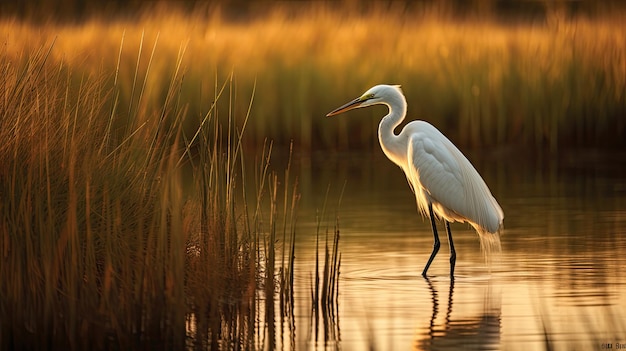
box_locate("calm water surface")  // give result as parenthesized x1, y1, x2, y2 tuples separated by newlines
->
(271, 149, 626, 350)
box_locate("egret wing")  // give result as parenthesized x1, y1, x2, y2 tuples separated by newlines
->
(406, 122, 502, 233)
(406, 123, 465, 215)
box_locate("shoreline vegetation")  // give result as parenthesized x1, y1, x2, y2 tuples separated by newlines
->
(0, 30, 342, 347)
(1, 2, 624, 348)
(1, 3, 624, 152)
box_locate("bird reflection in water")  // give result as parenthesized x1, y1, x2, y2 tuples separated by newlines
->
(416, 278, 501, 351)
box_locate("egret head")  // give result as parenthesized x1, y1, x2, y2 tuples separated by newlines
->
(326, 84, 402, 117)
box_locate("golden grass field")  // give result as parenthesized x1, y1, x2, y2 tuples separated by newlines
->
(2, 6, 624, 151)
(0, 4, 624, 348)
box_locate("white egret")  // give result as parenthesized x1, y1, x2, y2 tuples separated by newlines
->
(326, 85, 503, 278)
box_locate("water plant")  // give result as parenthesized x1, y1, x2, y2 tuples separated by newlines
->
(0, 39, 302, 349)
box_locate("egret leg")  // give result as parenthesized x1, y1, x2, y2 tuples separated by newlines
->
(446, 221, 456, 278)
(422, 203, 440, 277)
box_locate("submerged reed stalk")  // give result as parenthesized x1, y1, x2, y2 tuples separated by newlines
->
(310, 184, 343, 344)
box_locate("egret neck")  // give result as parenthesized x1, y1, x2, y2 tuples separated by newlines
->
(378, 88, 408, 168)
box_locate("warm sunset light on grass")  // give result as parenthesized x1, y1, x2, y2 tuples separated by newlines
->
(1, 2, 625, 349)
(1, 5, 624, 151)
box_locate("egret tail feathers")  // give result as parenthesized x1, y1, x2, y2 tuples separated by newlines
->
(477, 228, 502, 270)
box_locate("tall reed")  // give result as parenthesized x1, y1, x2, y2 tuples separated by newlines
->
(310, 185, 343, 345)
(0, 39, 303, 349)
(0, 37, 188, 348)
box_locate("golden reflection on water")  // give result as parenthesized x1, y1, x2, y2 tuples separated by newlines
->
(184, 150, 626, 349)
(281, 149, 626, 350)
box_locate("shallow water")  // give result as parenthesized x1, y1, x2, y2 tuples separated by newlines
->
(278, 148, 626, 350)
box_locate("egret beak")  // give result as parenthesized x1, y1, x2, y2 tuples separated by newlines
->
(326, 97, 364, 117)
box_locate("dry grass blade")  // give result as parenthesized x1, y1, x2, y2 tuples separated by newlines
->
(0, 41, 305, 350)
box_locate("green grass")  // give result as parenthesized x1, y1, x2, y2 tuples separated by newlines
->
(2, 6, 624, 152)
(0, 40, 302, 349)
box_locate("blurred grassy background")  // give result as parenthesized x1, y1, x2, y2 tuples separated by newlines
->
(2, 1, 625, 153)
(1, 1, 625, 348)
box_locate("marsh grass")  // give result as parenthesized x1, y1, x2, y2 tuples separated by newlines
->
(2, 6, 625, 152)
(309, 185, 343, 345)
(0, 38, 187, 348)
(0, 38, 303, 349)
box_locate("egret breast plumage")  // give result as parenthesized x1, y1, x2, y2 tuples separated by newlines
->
(326, 84, 503, 278)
